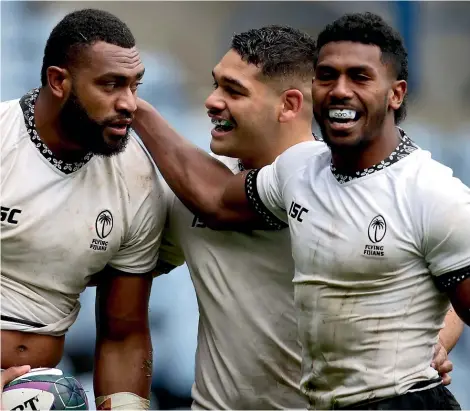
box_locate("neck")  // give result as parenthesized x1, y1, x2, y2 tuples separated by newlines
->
(240, 121, 314, 169)
(331, 118, 400, 173)
(35, 88, 89, 162)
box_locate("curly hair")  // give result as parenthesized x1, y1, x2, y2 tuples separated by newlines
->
(314, 12, 408, 123)
(41, 9, 135, 86)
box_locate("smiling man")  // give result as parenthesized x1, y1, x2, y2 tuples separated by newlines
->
(0, 9, 165, 409)
(133, 14, 469, 410)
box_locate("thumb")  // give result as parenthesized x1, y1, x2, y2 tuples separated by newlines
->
(1, 366, 31, 389)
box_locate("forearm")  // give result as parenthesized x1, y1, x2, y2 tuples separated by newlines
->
(94, 332, 152, 399)
(133, 99, 233, 223)
(438, 307, 464, 352)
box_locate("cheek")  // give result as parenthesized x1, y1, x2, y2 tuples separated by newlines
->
(311, 88, 326, 110)
(80, 88, 114, 120)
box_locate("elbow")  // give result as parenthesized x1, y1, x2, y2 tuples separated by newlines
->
(201, 209, 240, 231)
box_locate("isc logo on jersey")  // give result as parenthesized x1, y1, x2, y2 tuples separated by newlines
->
(363, 215, 387, 257)
(89, 210, 113, 251)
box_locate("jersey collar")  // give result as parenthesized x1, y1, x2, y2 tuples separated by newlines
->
(20, 88, 94, 174)
(330, 128, 418, 184)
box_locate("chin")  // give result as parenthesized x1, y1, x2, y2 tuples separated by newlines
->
(209, 139, 236, 157)
(324, 132, 365, 150)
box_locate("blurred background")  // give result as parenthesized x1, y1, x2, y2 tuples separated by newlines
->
(1, 1, 469, 409)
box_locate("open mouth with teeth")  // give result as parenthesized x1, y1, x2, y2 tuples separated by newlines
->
(211, 118, 235, 133)
(327, 109, 361, 124)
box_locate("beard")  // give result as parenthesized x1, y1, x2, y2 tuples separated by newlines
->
(59, 88, 131, 157)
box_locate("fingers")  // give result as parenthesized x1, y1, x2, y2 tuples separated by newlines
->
(431, 343, 447, 370)
(430, 343, 454, 386)
(441, 373, 452, 386)
(436, 358, 454, 375)
(1, 365, 31, 390)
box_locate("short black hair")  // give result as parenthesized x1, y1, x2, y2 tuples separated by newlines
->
(314, 12, 408, 124)
(231, 25, 316, 83)
(41, 9, 135, 86)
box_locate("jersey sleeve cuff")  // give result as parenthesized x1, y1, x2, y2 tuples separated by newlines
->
(245, 169, 288, 230)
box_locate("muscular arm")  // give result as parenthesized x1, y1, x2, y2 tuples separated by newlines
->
(133, 99, 260, 229)
(447, 277, 470, 326)
(94, 267, 153, 403)
(438, 306, 464, 352)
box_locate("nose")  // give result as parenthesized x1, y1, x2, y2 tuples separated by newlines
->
(329, 76, 354, 101)
(115, 88, 137, 114)
(205, 88, 226, 112)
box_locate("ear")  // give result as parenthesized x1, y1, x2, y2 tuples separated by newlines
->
(389, 79, 407, 111)
(279, 89, 304, 123)
(46, 66, 72, 100)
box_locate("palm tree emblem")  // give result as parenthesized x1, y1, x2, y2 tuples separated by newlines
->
(368, 215, 386, 243)
(96, 210, 113, 239)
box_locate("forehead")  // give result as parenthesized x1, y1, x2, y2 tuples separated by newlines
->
(316, 41, 384, 72)
(79, 41, 144, 77)
(213, 49, 261, 84)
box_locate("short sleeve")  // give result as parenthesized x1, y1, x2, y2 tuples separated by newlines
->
(154, 181, 185, 274)
(245, 140, 324, 228)
(424, 176, 470, 291)
(248, 164, 288, 226)
(108, 177, 166, 275)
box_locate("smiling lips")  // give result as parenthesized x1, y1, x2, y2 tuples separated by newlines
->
(326, 108, 362, 132)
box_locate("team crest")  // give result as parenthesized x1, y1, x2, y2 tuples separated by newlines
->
(95, 210, 113, 239)
(364, 215, 387, 257)
(368, 215, 386, 243)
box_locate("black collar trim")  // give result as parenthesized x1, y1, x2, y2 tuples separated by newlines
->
(19, 88, 93, 174)
(331, 128, 418, 184)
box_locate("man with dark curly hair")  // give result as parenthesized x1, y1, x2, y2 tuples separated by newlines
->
(133, 12, 469, 410)
(1, 9, 166, 409)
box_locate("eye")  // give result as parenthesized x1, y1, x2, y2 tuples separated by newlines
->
(131, 82, 143, 92)
(353, 74, 370, 82)
(225, 87, 241, 96)
(316, 71, 334, 81)
(103, 82, 117, 91)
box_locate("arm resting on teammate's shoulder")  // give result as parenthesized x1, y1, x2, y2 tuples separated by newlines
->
(438, 307, 464, 352)
(93, 266, 153, 400)
(132, 98, 264, 230)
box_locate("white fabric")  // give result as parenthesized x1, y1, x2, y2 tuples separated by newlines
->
(256, 138, 470, 409)
(0, 95, 166, 336)
(158, 155, 308, 410)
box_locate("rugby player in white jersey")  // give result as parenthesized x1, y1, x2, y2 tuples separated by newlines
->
(134, 19, 465, 409)
(0, 9, 166, 409)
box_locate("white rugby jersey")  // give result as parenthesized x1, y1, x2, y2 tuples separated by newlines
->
(248, 131, 470, 409)
(0, 88, 166, 336)
(157, 155, 308, 410)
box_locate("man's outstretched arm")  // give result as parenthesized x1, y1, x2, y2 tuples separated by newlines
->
(133, 99, 274, 230)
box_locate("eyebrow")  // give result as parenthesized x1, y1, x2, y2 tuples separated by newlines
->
(100, 68, 145, 81)
(212, 70, 249, 92)
(317, 63, 374, 73)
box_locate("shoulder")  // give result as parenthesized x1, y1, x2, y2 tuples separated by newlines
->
(209, 153, 240, 174)
(273, 140, 329, 184)
(1, 98, 23, 129)
(111, 133, 165, 201)
(0, 98, 27, 152)
(403, 150, 470, 223)
(409, 150, 468, 200)
(0, 98, 21, 116)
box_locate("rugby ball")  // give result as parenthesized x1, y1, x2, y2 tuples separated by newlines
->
(2, 367, 88, 410)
